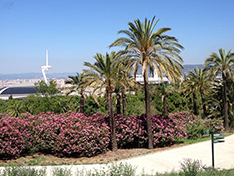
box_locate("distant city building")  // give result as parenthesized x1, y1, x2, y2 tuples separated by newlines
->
(135, 71, 169, 84)
(0, 83, 38, 100)
(0, 78, 67, 100)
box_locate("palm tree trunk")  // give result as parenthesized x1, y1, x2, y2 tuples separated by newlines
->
(121, 92, 126, 117)
(200, 89, 206, 118)
(116, 93, 121, 115)
(223, 76, 229, 130)
(143, 70, 153, 149)
(80, 89, 85, 113)
(107, 86, 117, 151)
(162, 94, 168, 117)
(193, 92, 197, 115)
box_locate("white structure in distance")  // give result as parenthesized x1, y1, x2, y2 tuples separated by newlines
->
(41, 50, 52, 84)
(136, 71, 169, 84)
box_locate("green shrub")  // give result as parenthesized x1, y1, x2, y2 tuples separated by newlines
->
(76, 162, 136, 176)
(1, 166, 46, 176)
(52, 167, 72, 176)
(180, 158, 202, 176)
(186, 119, 204, 139)
(203, 118, 224, 133)
(169, 111, 204, 139)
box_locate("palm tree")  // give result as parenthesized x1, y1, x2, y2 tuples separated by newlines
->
(83, 52, 118, 151)
(65, 72, 85, 113)
(207, 77, 229, 120)
(205, 49, 234, 130)
(109, 16, 184, 149)
(115, 91, 121, 115)
(121, 76, 139, 117)
(182, 68, 211, 117)
(8, 100, 25, 117)
(226, 78, 234, 127)
(155, 82, 175, 117)
(182, 74, 198, 115)
(114, 61, 139, 116)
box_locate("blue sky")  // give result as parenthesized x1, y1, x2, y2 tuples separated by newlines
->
(0, 0, 234, 74)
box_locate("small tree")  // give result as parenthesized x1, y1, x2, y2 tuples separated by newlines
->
(35, 80, 58, 96)
(8, 94, 13, 100)
(205, 49, 234, 130)
(182, 68, 212, 118)
(65, 72, 86, 113)
(155, 82, 176, 117)
(34, 80, 58, 113)
(83, 52, 119, 151)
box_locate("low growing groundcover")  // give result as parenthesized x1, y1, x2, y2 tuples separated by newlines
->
(0, 160, 234, 176)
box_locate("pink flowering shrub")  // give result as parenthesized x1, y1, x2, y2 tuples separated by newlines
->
(169, 111, 196, 125)
(137, 114, 187, 147)
(1, 111, 219, 159)
(54, 112, 110, 157)
(169, 111, 203, 139)
(114, 113, 187, 148)
(203, 118, 224, 132)
(0, 112, 110, 158)
(151, 114, 185, 146)
(0, 114, 31, 158)
(169, 111, 224, 138)
(115, 114, 147, 148)
(21, 112, 64, 154)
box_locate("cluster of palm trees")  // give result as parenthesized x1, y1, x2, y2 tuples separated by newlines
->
(65, 16, 184, 151)
(65, 16, 234, 151)
(182, 49, 234, 131)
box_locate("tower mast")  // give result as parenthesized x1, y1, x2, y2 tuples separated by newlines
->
(41, 50, 52, 84)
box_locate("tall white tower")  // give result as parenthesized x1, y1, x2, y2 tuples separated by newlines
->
(41, 50, 52, 84)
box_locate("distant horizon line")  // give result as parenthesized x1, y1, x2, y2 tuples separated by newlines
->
(0, 72, 75, 75)
(0, 64, 204, 75)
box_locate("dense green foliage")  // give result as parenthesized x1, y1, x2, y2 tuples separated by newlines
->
(34, 80, 58, 96)
(1, 78, 234, 129)
(0, 85, 191, 116)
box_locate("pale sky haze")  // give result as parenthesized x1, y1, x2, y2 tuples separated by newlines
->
(0, 0, 234, 74)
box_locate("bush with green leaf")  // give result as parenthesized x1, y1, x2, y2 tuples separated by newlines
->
(203, 118, 224, 133)
(1, 166, 46, 176)
(169, 111, 204, 139)
(180, 158, 203, 176)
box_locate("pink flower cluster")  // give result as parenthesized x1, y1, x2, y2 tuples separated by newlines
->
(0, 111, 110, 158)
(115, 114, 147, 148)
(136, 114, 187, 147)
(0, 113, 31, 158)
(169, 111, 224, 137)
(169, 111, 199, 127)
(203, 118, 224, 132)
(1, 111, 211, 159)
(151, 114, 186, 146)
(113, 113, 187, 148)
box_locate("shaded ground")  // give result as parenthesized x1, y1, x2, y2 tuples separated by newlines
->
(0, 144, 185, 166)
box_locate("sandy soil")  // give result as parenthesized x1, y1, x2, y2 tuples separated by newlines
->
(0, 144, 185, 166)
